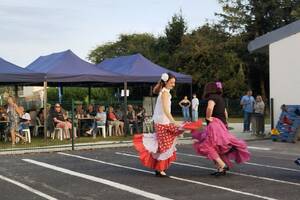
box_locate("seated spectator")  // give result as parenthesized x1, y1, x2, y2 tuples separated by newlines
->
(95, 105, 107, 126)
(52, 103, 75, 139)
(86, 105, 106, 135)
(75, 103, 85, 118)
(115, 105, 124, 121)
(86, 104, 96, 117)
(127, 104, 139, 134)
(84, 104, 96, 135)
(18, 106, 31, 135)
(107, 106, 124, 136)
(38, 108, 45, 125)
(29, 105, 37, 128)
(136, 105, 146, 132)
(0, 106, 8, 121)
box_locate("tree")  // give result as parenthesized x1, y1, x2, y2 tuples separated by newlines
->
(165, 10, 187, 54)
(216, 0, 300, 98)
(172, 24, 247, 98)
(88, 33, 157, 64)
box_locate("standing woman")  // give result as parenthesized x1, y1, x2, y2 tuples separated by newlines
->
(253, 95, 265, 135)
(6, 96, 26, 145)
(193, 82, 250, 176)
(133, 73, 184, 177)
(179, 96, 191, 122)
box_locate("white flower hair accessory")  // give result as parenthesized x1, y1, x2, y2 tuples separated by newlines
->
(161, 73, 169, 82)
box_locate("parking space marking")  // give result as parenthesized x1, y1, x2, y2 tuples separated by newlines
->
(248, 146, 271, 151)
(177, 152, 300, 173)
(116, 152, 300, 187)
(22, 158, 173, 200)
(0, 174, 58, 200)
(58, 152, 278, 200)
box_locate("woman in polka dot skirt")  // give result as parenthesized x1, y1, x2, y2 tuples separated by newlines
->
(133, 72, 184, 177)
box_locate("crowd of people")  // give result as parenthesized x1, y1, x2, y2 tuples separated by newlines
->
(0, 99, 152, 145)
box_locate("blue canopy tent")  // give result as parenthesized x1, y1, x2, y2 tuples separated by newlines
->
(96, 53, 192, 83)
(0, 57, 45, 84)
(96, 53, 193, 124)
(27, 50, 124, 83)
(26, 50, 125, 139)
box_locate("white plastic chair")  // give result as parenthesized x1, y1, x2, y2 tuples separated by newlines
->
(52, 128, 63, 141)
(97, 125, 106, 138)
(22, 128, 31, 143)
(34, 117, 44, 136)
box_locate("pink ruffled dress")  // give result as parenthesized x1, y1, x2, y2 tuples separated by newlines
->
(192, 118, 250, 168)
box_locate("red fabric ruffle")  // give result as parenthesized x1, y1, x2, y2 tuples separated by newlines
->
(133, 134, 176, 171)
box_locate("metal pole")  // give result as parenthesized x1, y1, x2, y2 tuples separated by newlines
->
(71, 99, 75, 150)
(271, 98, 274, 129)
(88, 85, 91, 104)
(43, 81, 47, 140)
(14, 85, 18, 98)
(190, 82, 193, 121)
(150, 86, 154, 116)
(123, 81, 128, 136)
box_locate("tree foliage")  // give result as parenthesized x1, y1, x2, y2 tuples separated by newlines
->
(88, 4, 300, 99)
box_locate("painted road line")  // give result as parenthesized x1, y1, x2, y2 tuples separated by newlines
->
(22, 158, 172, 200)
(58, 152, 277, 200)
(248, 146, 271, 151)
(116, 152, 300, 187)
(177, 152, 300, 173)
(0, 174, 58, 200)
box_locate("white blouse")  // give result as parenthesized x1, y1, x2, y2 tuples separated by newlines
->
(152, 87, 171, 125)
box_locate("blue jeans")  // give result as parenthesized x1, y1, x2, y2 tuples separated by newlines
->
(182, 107, 190, 121)
(192, 110, 198, 122)
(243, 111, 251, 131)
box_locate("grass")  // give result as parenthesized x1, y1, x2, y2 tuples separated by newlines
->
(0, 135, 133, 150)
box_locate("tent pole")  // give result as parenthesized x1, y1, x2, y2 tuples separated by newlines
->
(88, 85, 91, 104)
(58, 83, 62, 104)
(124, 81, 128, 136)
(14, 85, 18, 98)
(150, 86, 154, 116)
(190, 82, 193, 121)
(43, 81, 48, 140)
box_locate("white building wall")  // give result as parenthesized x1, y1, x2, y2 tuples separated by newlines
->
(270, 32, 300, 124)
(21, 86, 44, 98)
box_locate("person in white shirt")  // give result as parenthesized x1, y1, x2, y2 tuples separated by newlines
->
(191, 94, 199, 122)
(18, 106, 31, 142)
(133, 72, 184, 177)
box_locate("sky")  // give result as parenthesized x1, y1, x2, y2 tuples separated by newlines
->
(0, 0, 222, 67)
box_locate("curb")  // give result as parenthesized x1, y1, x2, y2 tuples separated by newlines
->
(0, 136, 270, 155)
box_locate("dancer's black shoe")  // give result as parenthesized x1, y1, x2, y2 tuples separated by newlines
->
(294, 159, 300, 166)
(210, 165, 229, 177)
(155, 170, 168, 177)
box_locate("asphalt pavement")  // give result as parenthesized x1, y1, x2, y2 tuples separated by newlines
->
(0, 139, 300, 200)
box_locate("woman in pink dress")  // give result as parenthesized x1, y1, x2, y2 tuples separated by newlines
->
(133, 73, 184, 177)
(193, 82, 250, 176)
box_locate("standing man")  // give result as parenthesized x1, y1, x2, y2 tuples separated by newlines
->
(192, 94, 199, 122)
(240, 90, 255, 132)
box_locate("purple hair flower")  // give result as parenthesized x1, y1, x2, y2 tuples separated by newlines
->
(216, 82, 222, 89)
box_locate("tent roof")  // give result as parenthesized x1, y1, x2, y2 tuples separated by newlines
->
(0, 57, 45, 83)
(26, 50, 124, 83)
(248, 20, 300, 53)
(96, 53, 192, 83)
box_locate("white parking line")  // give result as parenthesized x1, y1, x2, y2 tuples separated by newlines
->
(248, 146, 271, 151)
(116, 152, 300, 187)
(22, 158, 172, 200)
(58, 152, 278, 200)
(176, 152, 300, 173)
(0, 175, 58, 200)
